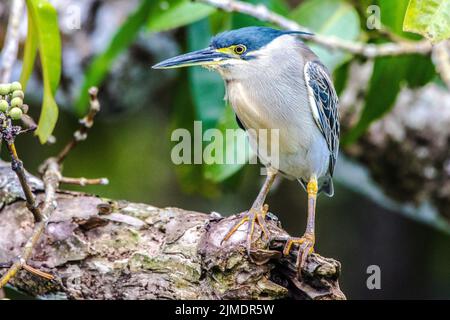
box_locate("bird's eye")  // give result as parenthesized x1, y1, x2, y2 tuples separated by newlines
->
(233, 45, 247, 55)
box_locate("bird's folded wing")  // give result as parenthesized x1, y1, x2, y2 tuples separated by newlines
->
(304, 61, 340, 176)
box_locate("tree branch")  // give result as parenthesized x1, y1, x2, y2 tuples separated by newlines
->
(0, 87, 104, 289)
(56, 87, 101, 164)
(5, 140, 43, 222)
(0, 163, 344, 299)
(195, 0, 432, 57)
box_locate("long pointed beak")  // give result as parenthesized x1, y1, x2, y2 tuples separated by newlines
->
(152, 47, 230, 69)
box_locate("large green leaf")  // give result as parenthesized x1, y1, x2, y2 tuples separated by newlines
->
(25, 0, 61, 143)
(209, 11, 233, 34)
(291, 0, 360, 71)
(147, 0, 216, 32)
(170, 74, 220, 197)
(378, 0, 411, 35)
(344, 57, 406, 144)
(19, 10, 38, 91)
(75, 0, 154, 114)
(187, 20, 225, 129)
(332, 61, 350, 96)
(343, 54, 435, 144)
(375, 0, 420, 40)
(203, 106, 250, 182)
(344, 0, 436, 144)
(232, 0, 289, 28)
(188, 19, 243, 183)
(403, 0, 450, 42)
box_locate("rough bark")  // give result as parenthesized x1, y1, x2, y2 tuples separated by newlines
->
(0, 161, 344, 300)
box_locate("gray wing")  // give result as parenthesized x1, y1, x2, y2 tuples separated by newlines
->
(304, 61, 340, 176)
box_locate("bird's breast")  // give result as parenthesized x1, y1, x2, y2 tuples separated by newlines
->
(225, 76, 317, 154)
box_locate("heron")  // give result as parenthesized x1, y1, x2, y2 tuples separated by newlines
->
(153, 26, 340, 271)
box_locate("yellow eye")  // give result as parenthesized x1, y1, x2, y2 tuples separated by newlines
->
(233, 44, 247, 55)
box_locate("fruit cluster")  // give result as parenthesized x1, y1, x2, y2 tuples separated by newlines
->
(0, 81, 27, 120)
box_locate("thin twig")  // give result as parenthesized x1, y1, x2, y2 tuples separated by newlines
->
(0, 159, 60, 288)
(56, 87, 101, 164)
(60, 176, 109, 186)
(0, 87, 103, 288)
(195, 0, 432, 58)
(0, 0, 24, 83)
(5, 140, 43, 222)
(20, 113, 38, 134)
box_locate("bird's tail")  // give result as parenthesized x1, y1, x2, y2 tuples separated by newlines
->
(298, 175, 334, 197)
(319, 176, 334, 197)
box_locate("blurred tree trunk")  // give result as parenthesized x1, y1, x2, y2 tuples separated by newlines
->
(340, 62, 450, 224)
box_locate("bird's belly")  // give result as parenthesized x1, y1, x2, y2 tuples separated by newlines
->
(227, 81, 329, 179)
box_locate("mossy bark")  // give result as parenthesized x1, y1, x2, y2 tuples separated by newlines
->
(0, 162, 344, 300)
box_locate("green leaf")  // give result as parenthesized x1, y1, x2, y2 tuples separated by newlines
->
(378, 0, 411, 35)
(187, 18, 252, 183)
(403, 0, 450, 42)
(19, 10, 38, 91)
(291, 0, 360, 71)
(344, 57, 406, 144)
(37, 85, 59, 144)
(203, 106, 250, 183)
(403, 54, 435, 87)
(343, 54, 435, 144)
(209, 11, 233, 35)
(75, 0, 154, 114)
(147, 0, 216, 32)
(332, 61, 350, 96)
(25, 0, 61, 143)
(232, 0, 289, 28)
(170, 75, 220, 197)
(342, 1, 437, 144)
(374, 0, 419, 40)
(187, 20, 237, 183)
(187, 20, 225, 129)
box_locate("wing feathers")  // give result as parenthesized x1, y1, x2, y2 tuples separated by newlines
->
(304, 61, 340, 176)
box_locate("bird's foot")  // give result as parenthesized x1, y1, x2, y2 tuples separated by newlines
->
(221, 204, 271, 256)
(282, 232, 315, 271)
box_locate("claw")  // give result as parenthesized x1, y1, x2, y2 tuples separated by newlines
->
(221, 215, 249, 244)
(221, 205, 272, 256)
(282, 233, 315, 271)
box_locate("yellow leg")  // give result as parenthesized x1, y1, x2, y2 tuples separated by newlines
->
(222, 216, 249, 243)
(283, 176, 318, 271)
(221, 171, 277, 257)
(221, 204, 270, 244)
(256, 204, 270, 240)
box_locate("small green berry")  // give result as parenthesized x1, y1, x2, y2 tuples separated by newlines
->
(10, 97, 23, 108)
(9, 107, 23, 120)
(0, 84, 11, 95)
(10, 81, 22, 91)
(0, 100, 8, 112)
(12, 90, 24, 99)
